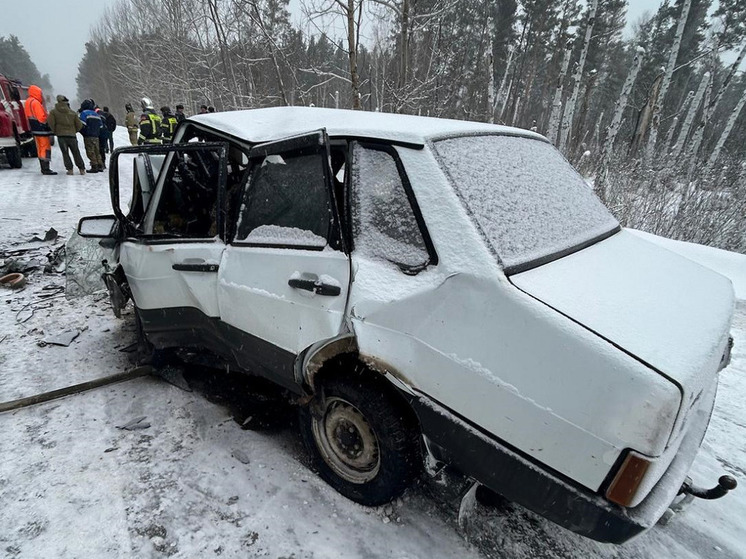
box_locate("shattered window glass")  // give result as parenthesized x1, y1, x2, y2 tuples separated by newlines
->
(235, 152, 331, 246)
(65, 230, 114, 297)
(351, 144, 429, 270)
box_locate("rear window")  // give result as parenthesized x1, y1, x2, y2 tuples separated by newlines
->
(433, 135, 618, 273)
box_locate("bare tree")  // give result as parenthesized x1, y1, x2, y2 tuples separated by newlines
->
(558, 0, 598, 153)
(596, 46, 644, 201)
(670, 71, 709, 159)
(546, 37, 573, 145)
(705, 84, 746, 174)
(644, 0, 692, 163)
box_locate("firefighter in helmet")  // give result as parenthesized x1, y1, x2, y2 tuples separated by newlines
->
(160, 106, 179, 143)
(138, 97, 162, 145)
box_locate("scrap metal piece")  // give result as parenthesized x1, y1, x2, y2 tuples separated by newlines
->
(117, 416, 151, 430)
(42, 330, 80, 347)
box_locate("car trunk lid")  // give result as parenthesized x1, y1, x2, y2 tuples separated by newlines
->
(510, 229, 734, 437)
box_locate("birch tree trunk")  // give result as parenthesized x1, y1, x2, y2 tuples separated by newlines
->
(704, 86, 746, 174)
(399, 0, 409, 88)
(688, 41, 746, 160)
(558, 0, 598, 154)
(595, 46, 644, 201)
(348, 0, 362, 109)
(706, 41, 746, 122)
(644, 0, 692, 163)
(686, 74, 713, 166)
(671, 72, 710, 159)
(664, 114, 680, 151)
(495, 46, 514, 122)
(487, 53, 496, 123)
(546, 37, 573, 145)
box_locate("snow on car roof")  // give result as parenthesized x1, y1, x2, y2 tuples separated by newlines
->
(188, 106, 547, 146)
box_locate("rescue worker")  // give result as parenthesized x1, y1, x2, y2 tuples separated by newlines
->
(24, 85, 57, 175)
(175, 104, 186, 123)
(101, 106, 117, 152)
(47, 95, 85, 175)
(160, 106, 178, 143)
(125, 103, 139, 145)
(79, 99, 104, 172)
(138, 97, 162, 145)
(95, 106, 109, 169)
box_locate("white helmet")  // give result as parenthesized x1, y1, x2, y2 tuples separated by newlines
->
(140, 97, 154, 111)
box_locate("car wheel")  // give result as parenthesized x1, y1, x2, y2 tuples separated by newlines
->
(6, 144, 22, 168)
(299, 374, 421, 506)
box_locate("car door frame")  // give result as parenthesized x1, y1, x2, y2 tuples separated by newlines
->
(107, 142, 232, 348)
(217, 129, 352, 392)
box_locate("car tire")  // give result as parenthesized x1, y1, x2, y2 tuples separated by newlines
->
(299, 374, 421, 506)
(6, 144, 22, 168)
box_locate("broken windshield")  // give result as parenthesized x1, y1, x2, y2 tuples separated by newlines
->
(433, 135, 619, 274)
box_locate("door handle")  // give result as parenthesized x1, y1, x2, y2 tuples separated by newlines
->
(172, 260, 219, 272)
(288, 275, 341, 296)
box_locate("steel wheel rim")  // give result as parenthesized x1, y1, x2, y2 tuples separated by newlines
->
(311, 396, 381, 484)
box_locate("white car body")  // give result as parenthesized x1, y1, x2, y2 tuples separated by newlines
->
(80, 107, 735, 543)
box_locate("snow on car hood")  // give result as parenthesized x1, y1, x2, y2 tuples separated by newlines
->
(510, 229, 734, 405)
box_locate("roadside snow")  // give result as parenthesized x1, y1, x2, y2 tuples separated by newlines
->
(1, 131, 744, 558)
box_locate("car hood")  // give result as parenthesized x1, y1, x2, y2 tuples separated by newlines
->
(510, 229, 734, 409)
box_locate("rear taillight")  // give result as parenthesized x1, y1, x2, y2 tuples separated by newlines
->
(606, 452, 652, 507)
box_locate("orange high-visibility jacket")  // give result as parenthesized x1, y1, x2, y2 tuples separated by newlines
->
(25, 85, 53, 136)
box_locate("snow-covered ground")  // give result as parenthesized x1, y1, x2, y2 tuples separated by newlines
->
(0, 128, 744, 558)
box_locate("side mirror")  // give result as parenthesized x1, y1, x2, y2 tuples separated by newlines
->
(77, 215, 118, 238)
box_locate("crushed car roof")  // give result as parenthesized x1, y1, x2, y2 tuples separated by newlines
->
(188, 106, 547, 146)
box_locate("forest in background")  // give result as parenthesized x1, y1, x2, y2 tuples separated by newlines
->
(0, 35, 53, 92)
(58, 0, 746, 253)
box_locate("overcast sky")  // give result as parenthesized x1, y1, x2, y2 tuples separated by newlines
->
(0, 0, 117, 99)
(0, 0, 665, 102)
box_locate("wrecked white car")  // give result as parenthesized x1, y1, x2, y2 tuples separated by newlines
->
(79, 107, 736, 543)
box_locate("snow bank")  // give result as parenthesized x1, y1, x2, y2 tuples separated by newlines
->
(629, 229, 746, 300)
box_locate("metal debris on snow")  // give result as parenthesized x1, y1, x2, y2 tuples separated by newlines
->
(232, 449, 251, 464)
(41, 330, 80, 347)
(117, 416, 151, 430)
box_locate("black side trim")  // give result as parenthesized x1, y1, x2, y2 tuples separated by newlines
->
(340, 135, 424, 151)
(231, 241, 327, 251)
(410, 394, 646, 544)
(125, 236, 218, 245)
(504, 226, 621, 275)
(137, 306, 302, 394)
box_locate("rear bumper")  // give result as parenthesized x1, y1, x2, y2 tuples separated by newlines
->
(411, 377, 718, 544)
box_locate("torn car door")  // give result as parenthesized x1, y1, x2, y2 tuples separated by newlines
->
(111, 142, 230, 344)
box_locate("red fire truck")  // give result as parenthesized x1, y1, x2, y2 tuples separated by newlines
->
(0, 73, 36, 167)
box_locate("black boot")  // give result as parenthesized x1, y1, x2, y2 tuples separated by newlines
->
(40, 160, 58, 175)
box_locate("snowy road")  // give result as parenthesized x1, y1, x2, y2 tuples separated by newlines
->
(1, 129, 744, 558)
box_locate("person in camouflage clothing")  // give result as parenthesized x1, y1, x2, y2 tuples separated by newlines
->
(47, 95, 86, 175)
(125, 103, 139, 146)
